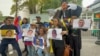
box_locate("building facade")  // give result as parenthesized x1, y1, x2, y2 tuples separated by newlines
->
(89, 0, 100, 45)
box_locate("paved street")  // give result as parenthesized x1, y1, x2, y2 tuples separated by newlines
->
(81, 36, 100, 56)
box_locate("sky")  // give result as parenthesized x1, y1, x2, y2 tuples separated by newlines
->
(0, 0, 13, 16)
(0, 0, 95, 16)
(82, 0, 95, 7)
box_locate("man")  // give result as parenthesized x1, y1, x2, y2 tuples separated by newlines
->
(58, 1, 72, 44)
(58, 2, 71, 19)
(0, 16, 22, 56)
(35, 16, 44, 35)
(36, 16, 44, 27)
(58, 1, 84, 56)
(70, 9, 87, 56)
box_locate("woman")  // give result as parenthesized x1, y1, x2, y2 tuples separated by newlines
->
(49, 18, 67, 56)
(21, 18, 30, 55)
(34, 28, 50, 56)
(24, 24, 36, 56)
(21, 18, 30, 29)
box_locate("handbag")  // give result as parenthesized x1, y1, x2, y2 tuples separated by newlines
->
(64, 46, 71, 56)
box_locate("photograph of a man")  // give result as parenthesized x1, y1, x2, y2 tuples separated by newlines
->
(78, 19, 85, 28)
(47, 28, 62, 40)
(73, 19, 91, 29)
(24, 29, 34, 41)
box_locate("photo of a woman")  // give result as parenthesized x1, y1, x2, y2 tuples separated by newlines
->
(6, 30, 13, 37)
(1, 30, 14, 38)
(52, 29, 57, 38)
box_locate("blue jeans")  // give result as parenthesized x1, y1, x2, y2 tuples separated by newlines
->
(37, 48, 43, 56)
(27, 46, 35, 56)
(0, 39, 22, 56)
(44, 48, 50, 56)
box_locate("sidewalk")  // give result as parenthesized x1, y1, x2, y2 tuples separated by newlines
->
(81, 36, 100, 56)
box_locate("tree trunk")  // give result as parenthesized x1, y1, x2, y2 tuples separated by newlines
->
(29, 6, 36, 14)
(29, 9, 33, 14)
(33, 6, 36, 14)
(40, 6, 42, 13)
(15, 0, 18, 17)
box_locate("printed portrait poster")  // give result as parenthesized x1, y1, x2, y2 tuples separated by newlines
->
(73, 19, 91, 29)
(47, 28, 62, 40)
(23, 29, 35, 41)
(33, 37, 44, 49)
(0, 30, 15, 38)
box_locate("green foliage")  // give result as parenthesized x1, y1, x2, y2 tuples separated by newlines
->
(42, 0, 61, 10)
(68, 0, 82, 5)
(10, 4, 16, 15)
(0, 16, 6, 22)
(10, 0, 82, 15)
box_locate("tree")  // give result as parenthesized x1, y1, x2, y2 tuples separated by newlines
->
(42, 0, 61, 10)
(10, 0, 82, 15)
(19, 0, 38, 14)
(10, 0, 19, 16)
(68, 0, 82, 5)
(11, 0, 61, 14)
(11, 0, 38, 15)
(61, 0, 82, 5)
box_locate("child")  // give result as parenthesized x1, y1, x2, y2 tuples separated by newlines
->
(21, 18, 30, 55)
(34, 28, 50, 56)
(24, 24, 36, 56)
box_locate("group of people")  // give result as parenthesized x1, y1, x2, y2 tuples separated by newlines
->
(0, 1, 87, 56)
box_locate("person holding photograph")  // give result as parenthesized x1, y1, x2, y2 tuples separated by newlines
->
(69, 16, 88, 56)
(48, 18, 68, 56)
(24, 24, 36, 56)
(21, 18, 30, 55)
(34, 28, 50, 56)
(0, 17, 15, 54)
(0, 16, 22, 56)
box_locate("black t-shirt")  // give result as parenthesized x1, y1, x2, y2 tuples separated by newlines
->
(36, 22, 44, 26)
